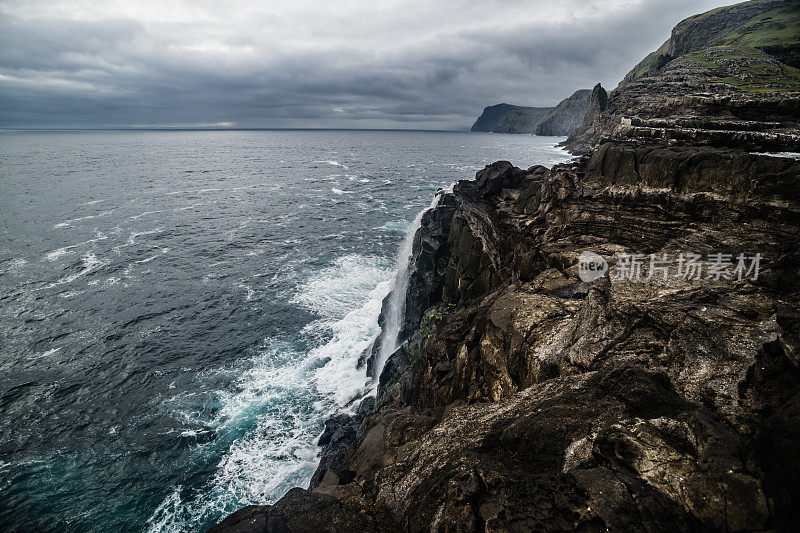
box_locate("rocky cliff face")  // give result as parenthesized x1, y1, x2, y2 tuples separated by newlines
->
(560, 83, 608, 154)
(210, 2, 800, 531)
(564, 0, 800, 155)
(535, 90, 592, 136)
(213, 151, 800, 532)
(471, 90, 592, 136)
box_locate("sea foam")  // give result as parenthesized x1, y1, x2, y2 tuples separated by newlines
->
(147, 254, 391, 532)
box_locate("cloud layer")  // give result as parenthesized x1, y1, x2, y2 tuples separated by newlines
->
(0, 0, 733, 129)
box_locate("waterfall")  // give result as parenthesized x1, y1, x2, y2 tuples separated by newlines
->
(372, 189, 447, 390)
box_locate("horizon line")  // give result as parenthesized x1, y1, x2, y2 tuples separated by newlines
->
(0, 126, 479, 133)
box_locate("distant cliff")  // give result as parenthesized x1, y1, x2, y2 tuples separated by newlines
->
(534, 89, 592, 136)
(471, 90, 592, 135)
(470, 103, 553, 133)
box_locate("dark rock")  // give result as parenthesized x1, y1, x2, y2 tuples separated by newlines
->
(584, 142, 800, 199)
(562, 83, 608, 153)
(207, 505, 271, 533)
(211, 3, 800, 530)
(311, 414, 360, 489)
(206, 488, 394, 533)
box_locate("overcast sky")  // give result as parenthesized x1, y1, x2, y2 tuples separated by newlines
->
(0, 0, 735, 129)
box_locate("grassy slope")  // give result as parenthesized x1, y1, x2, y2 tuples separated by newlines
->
(719, 2, 800, 49)
(682, 45, 800, 92)
(618, 0, 800, 92)
(619, 39, 671, 86)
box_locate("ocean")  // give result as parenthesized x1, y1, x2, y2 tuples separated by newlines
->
(0, 129, 570, 532)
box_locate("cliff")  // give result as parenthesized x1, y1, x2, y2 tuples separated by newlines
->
(211, 1, 800, 531)
(213, 150, 800, 531)
(471, 90, 592, 135)
(470, 103, 553, 134)
(534, 89, 592, 136)
(564, 0, 800, 153)
(620, 0, 800, 88)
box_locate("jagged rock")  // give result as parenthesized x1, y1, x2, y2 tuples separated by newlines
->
(210, 3, 800, 531)
(207, 488, 397, 533)
(309, 414, 361, 489)
(562, 83, 608, 153)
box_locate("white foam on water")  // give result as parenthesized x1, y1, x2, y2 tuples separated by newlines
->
(44, 235, 107, 261)
(53, 209, 115, 229)
(1, 257, 27, 274)
(147, 254, 392, 532)
(59, 289, 85, 299)
(237, 283, 255, 301)
(62, 252, 104, 283)
(174, 202, 205, 212)
(39, 252, 107, 290)
(309, 276, 393, 406)
(127, 228, 164, 245)
(331, 187, 352, 195)
(292, 255, 390, 319)
(45, 247, 74, 261)
(145, 487, 184, 533)
(379, 220, 410, 233)
(30, 347, 61, 360)
(315, 160, 348, 170)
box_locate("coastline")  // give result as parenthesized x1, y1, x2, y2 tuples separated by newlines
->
(210, 0, 800, 528)
(212, 145, 800, 531)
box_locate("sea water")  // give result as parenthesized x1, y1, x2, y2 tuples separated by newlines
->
(0, 129, 570, 532)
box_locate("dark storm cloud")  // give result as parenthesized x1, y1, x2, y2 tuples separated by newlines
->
(0, 0, 735, 129)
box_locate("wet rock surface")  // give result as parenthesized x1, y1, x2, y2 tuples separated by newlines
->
(211, 154, 800, 531)
(210, 2, 800, 530)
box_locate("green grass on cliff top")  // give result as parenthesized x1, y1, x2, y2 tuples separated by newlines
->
(619, 0, 800, 88)
(683, 44, 800, 92)
(715, 3, 800, 49)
